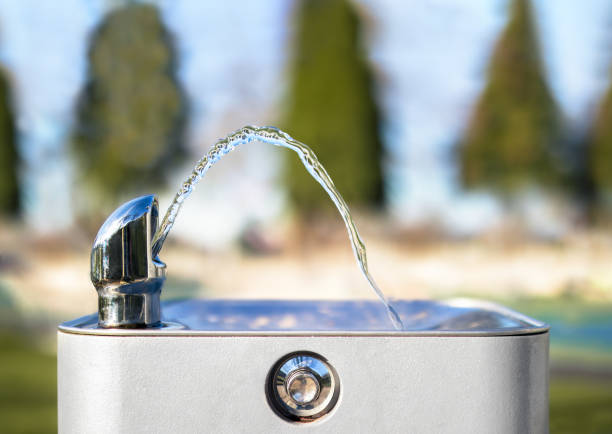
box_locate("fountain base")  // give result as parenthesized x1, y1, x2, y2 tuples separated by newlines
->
(58, 299, 549, 433)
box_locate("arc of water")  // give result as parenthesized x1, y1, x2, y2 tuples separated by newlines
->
(151, 126, 403, 330)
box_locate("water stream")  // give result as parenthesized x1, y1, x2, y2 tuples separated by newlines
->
(151, 125, 404, 330)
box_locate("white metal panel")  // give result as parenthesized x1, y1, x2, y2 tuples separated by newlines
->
(58, 331, 548, 434)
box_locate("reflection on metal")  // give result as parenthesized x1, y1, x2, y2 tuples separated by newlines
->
(59, 298, 548, 336)
(90, 195, 166, 328)
(267, 352, 340, 422)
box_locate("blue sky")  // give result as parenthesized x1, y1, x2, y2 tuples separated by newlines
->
(0, 0, 610, 238)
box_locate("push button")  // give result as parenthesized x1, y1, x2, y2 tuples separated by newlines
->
(267, 352, 340, 422)
(286, 369, 320, 404)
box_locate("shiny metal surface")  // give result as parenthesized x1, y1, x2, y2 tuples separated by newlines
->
(59, 298, 549, 336)
(268, 352, 340, 421)
(58, 331, 549, 433)
(90, 195, 166, 328)
(287, 370, 319, 404)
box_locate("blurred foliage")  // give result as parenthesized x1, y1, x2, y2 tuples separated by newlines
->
(550, 378, 612, 433)
(72, 3, 187, 203)
(459, 0, 562, 194)
(0, 333, 56, 434)
(282, 0, 383, 214)
(0, 66, 19, 215)
(588, 68, 612, 202)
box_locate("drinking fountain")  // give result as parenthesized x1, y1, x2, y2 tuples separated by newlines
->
(58, 194, 549, 433)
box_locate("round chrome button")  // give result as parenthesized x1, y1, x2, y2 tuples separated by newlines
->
(286, 370, 320, 404)
(267, 352, 340, 422)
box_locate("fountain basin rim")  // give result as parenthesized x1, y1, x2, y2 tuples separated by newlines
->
(59, 298, 549, 337)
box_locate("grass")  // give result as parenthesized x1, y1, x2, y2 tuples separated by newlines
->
(550, 377, 612, 434)
(0, 332, 56, 434)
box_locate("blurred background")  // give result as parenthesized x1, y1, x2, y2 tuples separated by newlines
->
(1, 0, 611, 432)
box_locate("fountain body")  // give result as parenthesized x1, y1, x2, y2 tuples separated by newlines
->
(58, 299, 549, 433)
(58, 130, 550, 432)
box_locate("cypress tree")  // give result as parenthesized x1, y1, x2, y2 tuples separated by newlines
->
(72, 3, 187, 201)
(588, 72, 612, 202)
(459, 0, 561, 194)
(282, 0, 383, 214)
(0, 66, 18, 215)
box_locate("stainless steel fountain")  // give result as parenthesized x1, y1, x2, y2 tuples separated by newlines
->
(57, 194, 550, 433)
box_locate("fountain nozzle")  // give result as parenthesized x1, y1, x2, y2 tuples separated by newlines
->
(90, 195, 166, 328)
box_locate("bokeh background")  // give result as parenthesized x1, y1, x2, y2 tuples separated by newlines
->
(1, 0, 612, 432)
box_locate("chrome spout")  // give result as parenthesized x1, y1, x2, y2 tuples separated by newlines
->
(91, 195, 166, 328)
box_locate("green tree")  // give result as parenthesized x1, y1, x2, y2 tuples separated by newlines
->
(0, 66, 18, 215)
(72, 3, 186, 201)
(459, 0, 561, 194)
(588, 72, 612, 202)
(282, 0, 383, 214)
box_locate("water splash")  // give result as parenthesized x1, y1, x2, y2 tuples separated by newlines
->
(152, 125, 404, 330)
